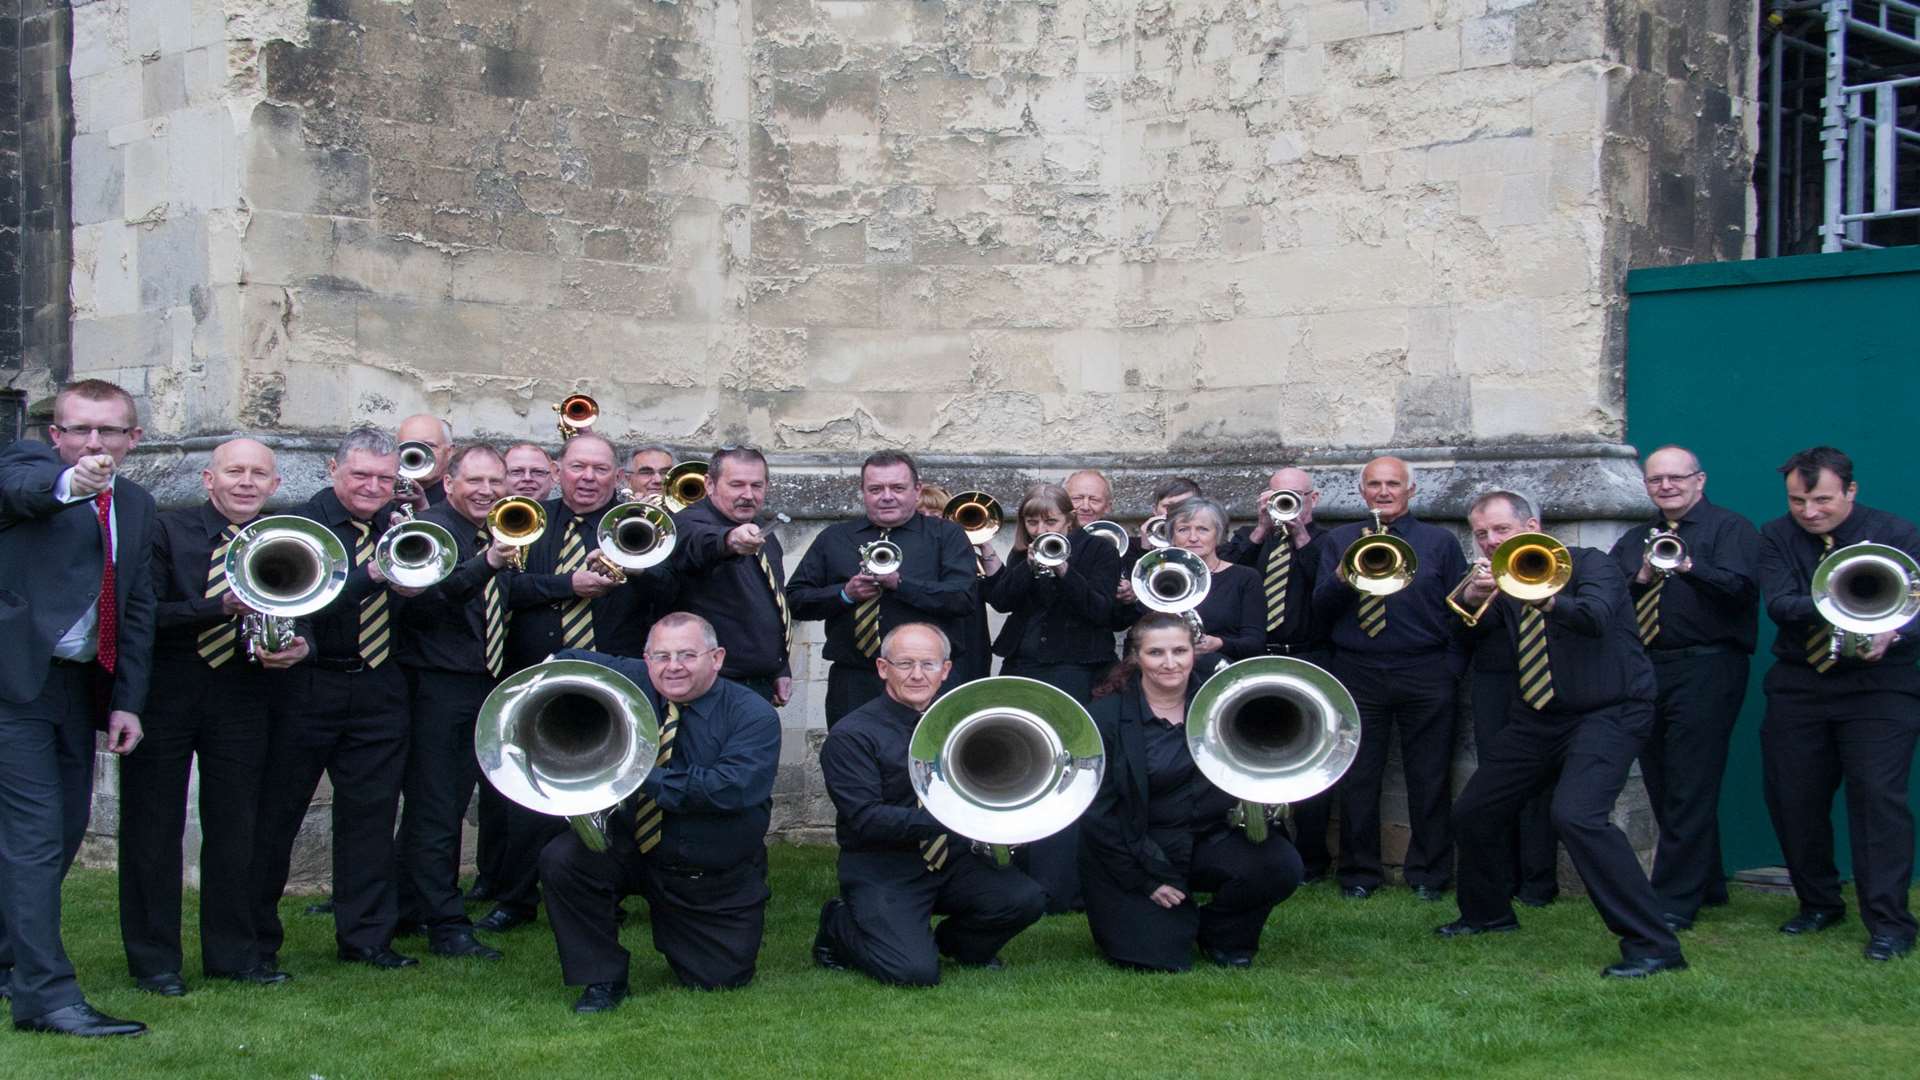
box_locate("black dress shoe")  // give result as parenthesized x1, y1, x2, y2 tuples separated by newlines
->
(1779, 910, 1847, 935)
(207, 964, 293, 986)
(813, 899, 849, 971)
(393, 921, 428, 939)
(13, 1001, 146, 1037)
(1434, 917, 1521, 939)
(1602, 955, 1688, 979)
(464, 877, 496, 903)
(134, 972, 188, 997)
(0, 966, 11, 1000)
(431, 930, 504, 961)
(1412, 886, 1447, 903)
(475, 905, 536, 933)
(1206, 949, 1254, 968)
(1662, 912, 1695, 933)
(1864, 935, 1914, 962)
(573, 981, 629, 1014)
(305, 899, 334, 916)
(1341, 885, 1374, 900)
(336, 945, 420, 969)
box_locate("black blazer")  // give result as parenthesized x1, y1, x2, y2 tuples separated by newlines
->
(986, 527, 1120, 665)
(1468, 546, 1657, 715)
(1079, 678, 1232, 894)
(0, 440, 158, 714)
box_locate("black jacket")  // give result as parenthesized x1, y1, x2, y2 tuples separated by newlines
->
(987, 527, 1120, 665)
(1466, 546, 1656, 715)
(395, 502, 510, 675)
(504, 496, 674, 671)
(1078, 678, 1233, 895)
(668, 498, 790, 681)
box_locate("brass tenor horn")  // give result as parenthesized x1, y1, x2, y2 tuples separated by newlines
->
(475, 659, 660, 853)
(375, 518, 460, 589)
(1445, 532, 1573, 627)
(487, 495, 547, 571)
(1187, 657, 1361, 843)
(1341, 510, 1418, 597)
(597, 500, 677, 572)
(1131, 546, 1211, 640)
(664, 461, 708, 512)
(553, 394, 598, 440)
(944, 491, 1003, 546)
(1812, 541, 1920, 660)
(909, 676, 1105, 863)
(225, 515, 351, 660)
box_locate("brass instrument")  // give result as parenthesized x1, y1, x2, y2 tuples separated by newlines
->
(859, 539, 903, 577)
(392, 439, 437, 514)
(1811, 541, 1920, 660)
(1083, 519, 1129, 558)
(596, 500, 676, 572)
(1445, 532, 1573, 627)
(1261, 488, 1305, 527)
(1029, 531, 1070, 576)
(944, 491, 1003, 546)
(1341, 509, 1418, 597)
(487, 495, 547, 571)
(475, 658, 660, 853)
(1645, 529, 1687, 575)
(909, 676, 1105, 864)
(553, 394, 598, 440)
(1141, 514, 1172, 550)
(1131, 546, 1212, 640)
(663, 461, 708, 512)
(225, 515, 351, 661)
(374, 518, 459, 589)
(1187, 656, 1361, 843)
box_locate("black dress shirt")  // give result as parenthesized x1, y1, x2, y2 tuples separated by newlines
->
(1311, 513, 1469, 667)
(1221, 520, 1331, 651)
(148, 500, 264, 668)
(395, 502, 509, 675)
(1080, 678, 1232, 894)
(1609, 495, 1760, 654)
(669, 498, 789, 681)
(288, 487, 399, 664)
(554, 649, 780, 870)
(787, 512, 978, 665)
(819, 692, 946, 854)
(1469, 547, 1656, 715)
(503, 496, 674, 671)
(421, 477, 447, 507)
(986, 527, 1120, 665)
(1757, 504, 1920, 699)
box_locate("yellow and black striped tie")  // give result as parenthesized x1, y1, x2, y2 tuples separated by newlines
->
(1517, 605, 1554, 710)
(921, 830, 950, 873)
(1263, 539, 1292, 633)
(196, 523, 243, 668)
(1635, 520, 1678, 645)
(760, 550, 791, 659)
(557, 519, 595, 651)
(632, 702, 681, 854)
(1356, 524, 1387, 638)
(479, 528, 506, 677)
(1807, 534, 1837, 673)
(353, 521, 390, 668)
(853, 529, 888, 658)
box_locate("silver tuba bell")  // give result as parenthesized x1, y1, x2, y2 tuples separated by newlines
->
(1811, 541, 1920, 660)
(1029, 531, 1071, 576)
(909, 676, 1105, 863)
(375, 518, 459, 589)
(1131, 546, 1212, 640)
(597, 500, 677, 572)
(1645, 529, 1687, 575)
(225, 515, 351, 660)
(860, 539, 903, 577)
(1187, 657, 1361, 842)
(475, 658, 660, 853)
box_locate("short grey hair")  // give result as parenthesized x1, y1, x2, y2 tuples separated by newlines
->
(1468, 490, 1536, 523)
(649, 611, 719, 650)
(882, 622, 952, 661)
(1169, 496, 1228, 536)
(630, 443, 675, 461)
(337, 426, 397, 461)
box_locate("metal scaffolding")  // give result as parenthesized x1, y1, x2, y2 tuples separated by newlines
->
(1760, 1, 1920, 254)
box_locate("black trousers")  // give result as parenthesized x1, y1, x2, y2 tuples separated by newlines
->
(473, 782, 509, 892)
(1643, 650, 1747, 920)
(540, 826, 769, 990)
(1002, 659, 1104, 914)
(1470, 668, 1559, 904)
(250, 664, 409, 959)
(1761, 693, 1918, 943)
(1279, 646, 1335, 877)
(118, 661, 270, 978)
(1080, 828, 1303, 971)
(1331, 656, 1457, 890)
(825, 662, 886, 728)
(821, 850, 1047, 986)
(1454, 699, 1681, 962)
(398, 667, 494, 934)
(0, 663, 97, 1022)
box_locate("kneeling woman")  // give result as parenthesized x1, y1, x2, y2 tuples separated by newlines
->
(1078, 613, 1304, 970)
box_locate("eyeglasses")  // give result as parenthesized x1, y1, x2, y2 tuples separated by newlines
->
(1644, 471, 1701, 487)
(507, 467, 551, 479)
(882, 659, 946, 675)
(52, 424, 134, 439)
(644, 648, 715, 666)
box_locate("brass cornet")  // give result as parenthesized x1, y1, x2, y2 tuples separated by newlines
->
(860, 539, 903, 577)
(393, 439, 436, 513)
(944, 491, 1003, 546)
(1445, 532, 1573, 626)
(1261, 488, 1305, 527)
(1029, 531, 1071, 576)
(1645, 529, 1687, 575)
(553, 394, 598, 440)
(487, 495, 547, 571)
(1341, 510, 1418, 596)
(663, 461, 708, 512)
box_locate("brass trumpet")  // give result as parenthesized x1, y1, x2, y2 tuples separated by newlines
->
(1261, 488, 1305, 527)
(1083, 519, 1129, 558)
(553, 394, 598, 440)
(487, 495, 547, 571)
(1445, 531, 1573, 627)
(664, 461, 708, 512)
(944, 491, 1003, 546)
(1029, 531, 1071, 576)
(1645, 529, 1687, 575)
(1811, 541, 1920, 660)
(1341, 510, 1418, 597)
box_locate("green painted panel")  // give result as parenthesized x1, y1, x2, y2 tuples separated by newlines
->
(1625, 248, 1920, 877)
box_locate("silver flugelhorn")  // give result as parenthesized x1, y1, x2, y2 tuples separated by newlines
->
(1131, 546, 1212, 640)
(1645, 529, 1687, 575)
(1083, 519, 1128, 557)
(1029, 531, 1071, 576)
(225, 515, 351, 660)
(393, 439, 436, 511)
(1261, 488, 1305, 526)
(1187, 657, 1361, 842)
(860, 538, 903, 576)
(597, 499, 676, 572)
(909, 676, 1104, 864)
(1811, 541, 1920, 660)
(475, 658, 660, 853)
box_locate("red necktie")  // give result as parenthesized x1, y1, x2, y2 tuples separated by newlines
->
(95, 486, 119, 674)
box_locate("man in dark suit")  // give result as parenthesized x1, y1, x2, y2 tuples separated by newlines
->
(668, 447, 791, 706)
(0, 378, 156, 1036)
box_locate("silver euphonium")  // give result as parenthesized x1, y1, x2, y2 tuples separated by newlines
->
(1187, 657, 1361, 842)
(475, 658, 661, 853)
(860, 539, 903, 576)
(1811, 541, 1920, 660)
(1029, 531, 1071, 576)
(374, 517, 459, 588)
(1645, 529, 1687, 575)
(909, 676, 1105, 864)
(225, 515, 351, 661)
(1131, 546, 1212, 640)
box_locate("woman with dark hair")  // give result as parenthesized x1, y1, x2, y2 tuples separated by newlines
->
(986, 482, 1120, 912)
(1117, 497, 1266, 661)
(919, 482, 999, 685)
(1078, 613, 1304, 971)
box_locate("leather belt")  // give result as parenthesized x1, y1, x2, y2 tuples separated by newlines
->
(307, 656, 368, 673)
(1649, 643, 1740, 660)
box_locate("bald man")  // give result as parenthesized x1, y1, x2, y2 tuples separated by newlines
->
(396, 414, 454, 507)
(1310, 456, 1467, 901)
(119, 438, 306, 995)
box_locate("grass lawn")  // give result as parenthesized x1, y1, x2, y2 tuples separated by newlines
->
(9, 845, 1917, 1079)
